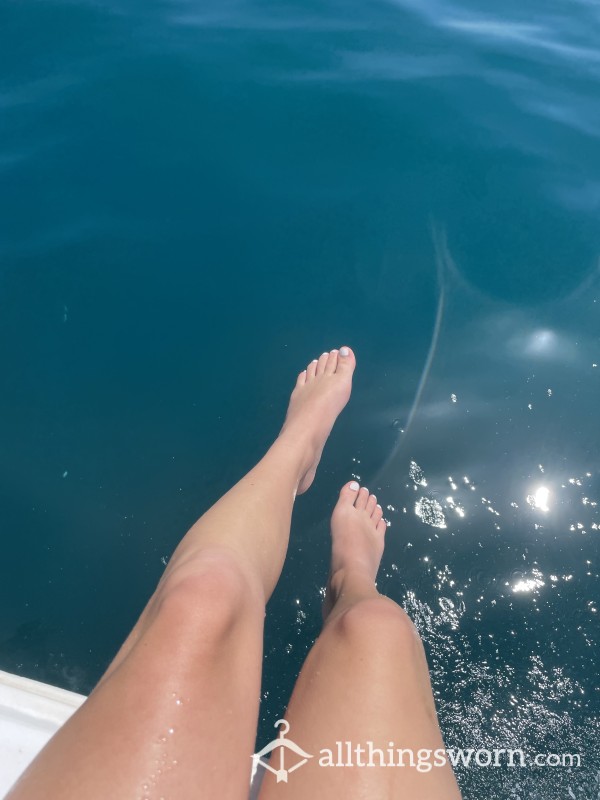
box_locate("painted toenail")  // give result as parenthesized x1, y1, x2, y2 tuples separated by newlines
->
(349, 481, 359, 491)
(312, 359, 318, 363)
(377, 504, 382, 509)
(340, 347, 350, 356)
(321, 352, 328, 356)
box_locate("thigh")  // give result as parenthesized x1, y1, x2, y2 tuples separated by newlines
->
(258, 597, 461, 799)
(8, 557, 264, 800)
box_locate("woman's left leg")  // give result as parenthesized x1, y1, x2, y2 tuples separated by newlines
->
(7, 348, 356, 800)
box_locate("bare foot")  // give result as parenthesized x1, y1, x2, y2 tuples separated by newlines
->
(280, 347, 356, 494)
(322, 481, 387, 620)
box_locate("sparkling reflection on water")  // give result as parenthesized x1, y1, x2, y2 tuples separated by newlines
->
(375, 276, 599, 797)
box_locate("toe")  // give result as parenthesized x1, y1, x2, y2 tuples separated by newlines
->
(376, 518, 387, 535)
(366, 493, 377, 516)
(355, 486, 369, 511)
(325, 350, 339, 375)
(335, 346, 356, 377)
(296, 369, 307, 388)
(306, 359, 318, 380)
(316, 352, 329, 375)
(373, 504, 383, 525)
(339, 481, 360, 505)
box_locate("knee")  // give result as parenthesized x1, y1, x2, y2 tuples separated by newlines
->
(335, 596, 424, 658)
(152, 551, 263, 641)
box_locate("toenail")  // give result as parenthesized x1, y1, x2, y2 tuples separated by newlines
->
(311, 359, 318, 363)
(349, 481, 359, 491)
(340, 346, 350, 356)
(377, 504, 382, 509)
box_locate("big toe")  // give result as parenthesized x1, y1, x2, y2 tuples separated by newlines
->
(335, 346, 356, 377)
(337, 480, 360, 507)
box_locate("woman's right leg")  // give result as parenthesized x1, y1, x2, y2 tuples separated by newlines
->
(258, 482, 462, 799)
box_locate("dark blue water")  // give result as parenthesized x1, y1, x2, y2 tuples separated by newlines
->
(1, 1, 599, 796)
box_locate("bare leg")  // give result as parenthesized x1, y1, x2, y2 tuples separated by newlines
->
(7, 348, 356, 800)
(258, 482, 462, 799)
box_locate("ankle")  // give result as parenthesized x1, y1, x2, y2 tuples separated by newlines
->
(328, 565, 377, 602)
(275, 426, 318, 475)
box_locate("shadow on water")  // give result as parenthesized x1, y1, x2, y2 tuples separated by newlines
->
(376, 231, 599, 797)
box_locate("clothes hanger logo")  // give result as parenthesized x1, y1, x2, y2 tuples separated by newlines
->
(251, 719, 313, 783)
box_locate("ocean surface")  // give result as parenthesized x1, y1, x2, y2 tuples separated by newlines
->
(1, 0, 599, 796)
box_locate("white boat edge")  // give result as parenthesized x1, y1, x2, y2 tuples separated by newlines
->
(0, 669, 266, 799)
(0, 669, 86, 799)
